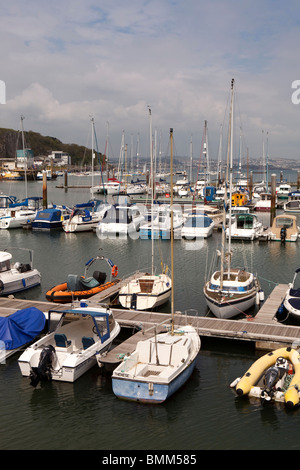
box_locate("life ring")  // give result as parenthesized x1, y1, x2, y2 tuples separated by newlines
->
(112, 265, 118, 277)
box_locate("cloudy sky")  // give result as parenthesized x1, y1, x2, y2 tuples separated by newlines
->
(1, 0, 300, 163)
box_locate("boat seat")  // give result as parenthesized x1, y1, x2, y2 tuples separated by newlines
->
(80, 276, 100, 289)
(82, 336, 95, 350)
(290, 288, 300, 298)
(67, 274, 82, 291)
(93, 271, 107, 285)
(54, 333, 72, 348)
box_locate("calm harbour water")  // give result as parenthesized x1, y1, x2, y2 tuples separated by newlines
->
(1, 173, 300, 451)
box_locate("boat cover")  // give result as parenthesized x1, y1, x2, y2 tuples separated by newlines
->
(0, 307, 46, 350)
(287, 297, 300, 309)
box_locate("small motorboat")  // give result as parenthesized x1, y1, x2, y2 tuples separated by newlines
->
(226, 212, 263, 241)
(230, 347, 300, 408)
(0, 307, 46, 361)
(0, 197, 43, 229)
(268, 214, 299, 242)
(46, 255, 120, 303)
(111, 324, 200, 404)
(282, 268, 300, 320)
(0, 249, 41, 295)
(18, 303, 120, 385)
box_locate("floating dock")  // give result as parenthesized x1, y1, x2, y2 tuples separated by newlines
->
(0, 283, 297, 361)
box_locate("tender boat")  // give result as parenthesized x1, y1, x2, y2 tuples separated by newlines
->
(181, 213, 214, 239)
(62, 201, 108, 233)
(268, 214, 299, 242)
(46, 255, 120, 303)
(112, 324, 200, 403)
(282, 268, 300, 320)
(226, 212, 263, 241)
(0, 250, 41, 295)
(18, 304, 120, 385)
(0, 307, 46, 361)
(230, 347, 300, 408)
(32, 206, 71, 230)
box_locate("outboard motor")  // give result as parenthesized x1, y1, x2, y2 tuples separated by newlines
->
(280, 227, 287, 244)
(260, 357, 289, 402)
(30, 345, 56, 387)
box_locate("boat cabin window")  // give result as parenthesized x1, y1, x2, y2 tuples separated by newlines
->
(0, 259, 10, 272)
(236, 215, 254, 229)
(275, 217, 294, 228)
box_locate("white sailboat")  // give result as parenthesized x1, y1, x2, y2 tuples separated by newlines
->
(203, 79, 262, 319)
(118, 108, 172, 311)
(112, 128, 201, 403)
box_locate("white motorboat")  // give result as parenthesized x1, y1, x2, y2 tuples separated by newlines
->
(203, 79, 262, 319)
(96, 203, 145, 237)
(18, 304, 120, 385)
(268, 214, 299, 242)
(181, 213, 214, 239)
(226, 212, 263, 241)
(126, 183, 148, 195)
(0, 250, 41, 295)
(63, 201, 108, 233)
(118, 273, 171, 310)
(254, 193, 274, 212)
(112, 324, 200, 403)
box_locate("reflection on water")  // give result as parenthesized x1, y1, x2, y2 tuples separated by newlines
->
(1, 177, 300, 449)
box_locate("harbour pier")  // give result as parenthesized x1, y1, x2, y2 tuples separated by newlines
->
(0, 283, 298, 364)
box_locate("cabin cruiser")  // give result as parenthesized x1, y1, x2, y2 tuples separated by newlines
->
(283, 191, 300, 213)
(140, 205, 185, 239)
(276, 184, 292, 199)
(226, 212, 263, 241)
(0, 197, 43, 229)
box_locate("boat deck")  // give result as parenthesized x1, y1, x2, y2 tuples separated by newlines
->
(0, 283, 297, 363)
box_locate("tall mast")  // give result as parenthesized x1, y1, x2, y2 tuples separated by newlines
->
(20, 115, 27, 198)
(149, 107, 154, 275)
(227, 78, 235, 279)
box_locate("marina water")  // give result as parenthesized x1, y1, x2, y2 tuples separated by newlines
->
(1, 174, 300, 450)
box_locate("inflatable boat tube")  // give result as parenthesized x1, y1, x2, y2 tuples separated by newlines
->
(235, 347, 300, 408)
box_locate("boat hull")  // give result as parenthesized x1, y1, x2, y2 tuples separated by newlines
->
(112, 359, 197, 404)
(203, 288, 257, 319)
(0, 270, 41, 295)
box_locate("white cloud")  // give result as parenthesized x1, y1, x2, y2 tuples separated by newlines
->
(1, 0, 300, 161)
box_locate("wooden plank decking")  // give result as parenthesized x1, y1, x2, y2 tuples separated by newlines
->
(0, 282, 298, 359)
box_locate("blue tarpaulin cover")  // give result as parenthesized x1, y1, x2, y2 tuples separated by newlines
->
(0, 307, 46, 350)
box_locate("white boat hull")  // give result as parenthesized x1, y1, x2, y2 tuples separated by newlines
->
(118, 274, 171, 310)
(203, 289, 257, 319)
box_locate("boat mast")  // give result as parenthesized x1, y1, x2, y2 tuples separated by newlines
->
(149, 107, 154, 275)
(20, 115, 27, 198)
(170, 127, 174, 334)
(227, 78, 235, 279)
(91, 116, 94, 196)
